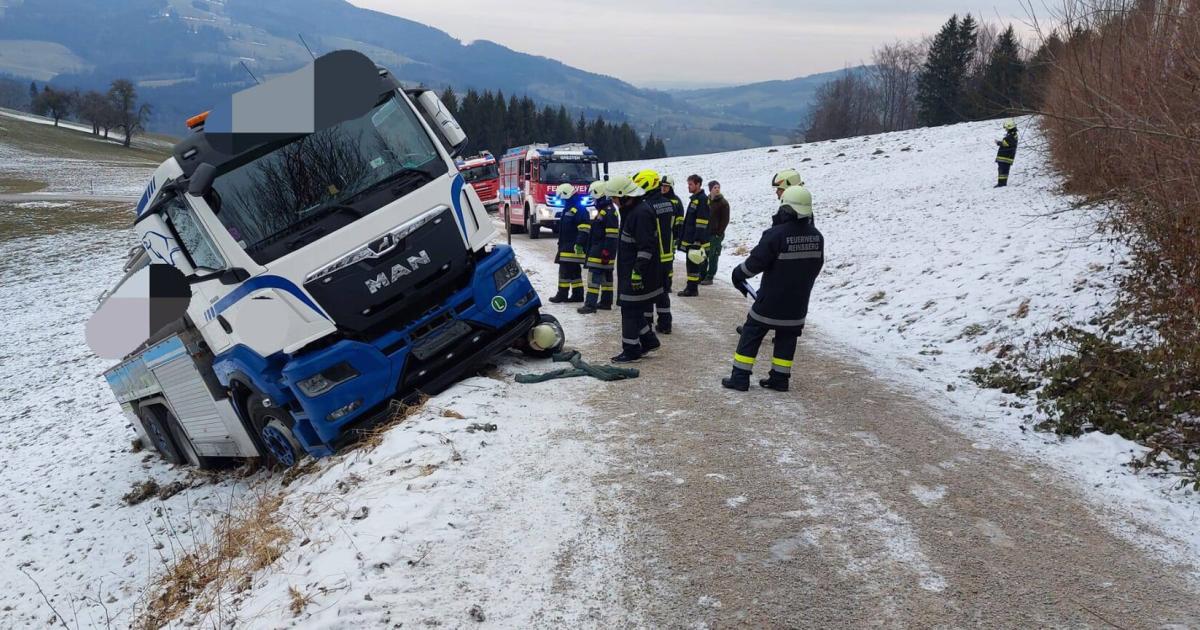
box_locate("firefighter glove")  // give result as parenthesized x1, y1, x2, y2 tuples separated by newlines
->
(731, 266, 749, 296)
(574, 244, 586, 256)
(600, 249, 611, 265)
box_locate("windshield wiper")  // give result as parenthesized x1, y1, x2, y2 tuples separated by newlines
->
(342, 166, 436, 207)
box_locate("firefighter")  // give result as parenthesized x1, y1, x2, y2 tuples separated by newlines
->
(549, 182, 586, 303)
(723, 185, 825, 392)
(678, 174, 710, 297)
(661, 175, 685, 248)
(995, 120, 1018, 187)
(578, 180, 618, 314)
(634, 169, 678, 335)
(609, 175, 662, 363)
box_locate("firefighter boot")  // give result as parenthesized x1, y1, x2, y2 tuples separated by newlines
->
(568, 286, 586, 303)
(577, 305, 598, 315)
(722, 368, 751, 392)
(759, 371, 790, 392)
(548, 288, 570, 303)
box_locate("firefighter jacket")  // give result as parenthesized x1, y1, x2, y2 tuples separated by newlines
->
(663, 189, 685, 243)
(644, 190, 678, 266)
(709, 193, 730, 238)
(581, 197, 619, 271)
(554, 196, 588, 265)
(681, 190, 711, 249)
(616, 199, 663, 305)
(732, 210, 825, 332)
(996, 129, 1018, 164)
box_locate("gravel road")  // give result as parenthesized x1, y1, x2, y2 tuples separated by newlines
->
(516, 235, 1200, 629)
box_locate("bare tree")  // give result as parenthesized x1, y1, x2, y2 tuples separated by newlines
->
(108, 79, 151, 147)
(32, 86, 74, 126)
(871, 40, 926, 132)
(77, 90, 113, 136)
(804, 70, 882, 142)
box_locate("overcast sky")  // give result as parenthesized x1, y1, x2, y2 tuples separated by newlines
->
(349, 1, 1043, 87)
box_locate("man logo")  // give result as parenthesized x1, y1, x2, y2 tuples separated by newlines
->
(364, 250, 432, 295)
(491, 296, 507, 313)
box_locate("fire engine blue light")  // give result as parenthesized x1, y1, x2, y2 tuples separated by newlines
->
(547, 195, 564, 207)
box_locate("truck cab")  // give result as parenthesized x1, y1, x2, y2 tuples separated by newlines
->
(101, 51, 564, 468)
(498, 143, 601, 239)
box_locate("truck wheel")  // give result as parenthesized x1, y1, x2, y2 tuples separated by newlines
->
(519, 313, 566, 359)
(507, 205, 526, 234)
(139, 406, 184, 465)
(527, 206, 540, 239)
(247, 393, 303, 469)
(164, 411, 212, 469)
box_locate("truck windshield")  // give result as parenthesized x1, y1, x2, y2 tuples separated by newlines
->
(209, 95, 448, 264)
(539, 161, 595, 184)
(461, 163, 498, 183)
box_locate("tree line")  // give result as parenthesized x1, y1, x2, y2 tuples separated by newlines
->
(805, 14, 1046, 142)
(439, 87, 668, 162)
(16, 78, 152, 147)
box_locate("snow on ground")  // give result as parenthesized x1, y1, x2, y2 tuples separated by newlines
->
(617, 117, 1200, 574)
(0, 193, 628, 626)
(0, 140, 151, 197)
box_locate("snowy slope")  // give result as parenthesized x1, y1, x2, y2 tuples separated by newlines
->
(618, 117, 1200, 570)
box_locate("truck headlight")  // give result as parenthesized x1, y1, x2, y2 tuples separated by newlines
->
(297, 362, 360, 397)
(493, 258, 523, 291)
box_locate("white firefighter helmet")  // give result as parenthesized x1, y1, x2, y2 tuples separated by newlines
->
(779, 185, 813, 218)
(687, 248, 708, 265)
(1003, 119, 1017, 130)
(605, 175, 645, 198)
(556, 183, 576, 199)
(589, 180, 607, 198)
(661, 174, 675, 188)
(771, 168, 805, 191)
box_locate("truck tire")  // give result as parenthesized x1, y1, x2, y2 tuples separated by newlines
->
(519, 312, 566, 359)
(138, 406, 184, 465)
(247, 393, 304, 469)
(163, 410, 212, 469)
(507, 205, 526, 234)
(527, 205, 540, 239)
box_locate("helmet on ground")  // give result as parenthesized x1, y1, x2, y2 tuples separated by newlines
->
(687, 248, 708, 265)
(556, 183, 576, 199)
(605, 175, 645, 198)
(633, 169, 662, 192)
(1003, 119, 1017, 130)
(661, 174, 675, 188)
(779, 185, 813, 218)
(589, 180, 607, 198)
(771, 168, 804, 191)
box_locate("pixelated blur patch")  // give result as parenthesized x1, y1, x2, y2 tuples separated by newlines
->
(87, 264, 192, 360)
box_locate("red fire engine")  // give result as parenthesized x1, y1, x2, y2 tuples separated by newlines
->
(499, 143, 603, 239)
(456, 151, 500, 211)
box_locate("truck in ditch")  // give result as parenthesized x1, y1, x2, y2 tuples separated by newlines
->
(95, 50, 565, 468)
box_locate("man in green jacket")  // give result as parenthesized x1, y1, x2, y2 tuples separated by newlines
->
(703, 180, 730, 285)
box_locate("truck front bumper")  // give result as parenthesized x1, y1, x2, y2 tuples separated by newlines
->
(280, 245, 541, 454)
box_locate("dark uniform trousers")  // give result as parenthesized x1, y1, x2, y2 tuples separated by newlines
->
(655, 264, 673, 328)
(621, 298, 658, 354)
(733, 319, 800, 379)
(585, 269, 614, 308)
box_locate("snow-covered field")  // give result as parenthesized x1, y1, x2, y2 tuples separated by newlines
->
(618, 117, 1200, 573)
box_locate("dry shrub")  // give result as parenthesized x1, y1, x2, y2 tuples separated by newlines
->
(998, 0, 1200, 484)
(134, 492, 291, 628)
(351, 394, 429, 452)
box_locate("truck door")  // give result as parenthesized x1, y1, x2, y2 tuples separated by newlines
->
(159, 196, 236, 354)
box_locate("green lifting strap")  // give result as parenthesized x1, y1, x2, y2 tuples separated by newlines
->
(515, 350, 640, 384)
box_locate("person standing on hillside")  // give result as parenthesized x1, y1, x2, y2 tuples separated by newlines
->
(723, 185, 825, 393)
(703, 180, 730, 285)
(549, 183, 587, 303)
(678, 174, 710, 297)
(995, 120, 1018, 188)
(608, 175, 663, 363)
(635, 169, 678, 335)
(578, 181, 618, 314)
(662, 175, 685, 251)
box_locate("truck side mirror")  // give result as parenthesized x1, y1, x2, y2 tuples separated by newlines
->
(415, 90, 468, 157)
(188, 163, 217, 197)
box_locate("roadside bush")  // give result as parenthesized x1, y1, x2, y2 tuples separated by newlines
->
(987, 0, 1200, 485)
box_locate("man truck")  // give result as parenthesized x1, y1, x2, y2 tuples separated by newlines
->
(97, 51, 565, 468)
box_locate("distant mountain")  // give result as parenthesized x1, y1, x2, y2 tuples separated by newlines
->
(0, 0, 843, 155)
(671, 67, 871, 130)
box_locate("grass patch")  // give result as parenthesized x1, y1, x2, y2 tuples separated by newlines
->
(0, 201, 130, 243)
(134, 492, 291, 629)
(0, 111, 167, 163)
(0, 177, 47, 193)
(350, 394, 429, 452)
